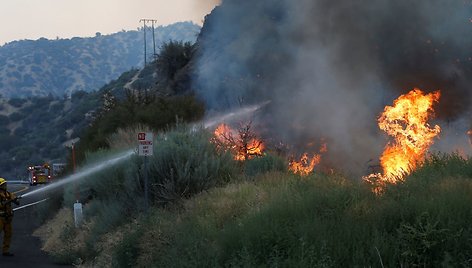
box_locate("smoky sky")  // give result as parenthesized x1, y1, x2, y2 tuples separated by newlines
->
(193, 0, 472, 175)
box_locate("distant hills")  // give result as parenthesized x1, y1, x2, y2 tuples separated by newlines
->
(0, 65, 159, 180)
(0, 21, 200, 180)
(0, 21, 200, 98)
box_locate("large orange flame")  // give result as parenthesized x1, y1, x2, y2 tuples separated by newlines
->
(365, 88, 441, 188)
(289, 143, 327, 176)
(213, 123, 264, 161)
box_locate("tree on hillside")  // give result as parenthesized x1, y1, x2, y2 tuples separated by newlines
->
(155, 41, 195, 83)
(101, 89, 117, 113)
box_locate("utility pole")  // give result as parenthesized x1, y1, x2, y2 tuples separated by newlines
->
(140, 19, 147, 67)
(139, 19, 158, 67)
(151, 20, 157, 60)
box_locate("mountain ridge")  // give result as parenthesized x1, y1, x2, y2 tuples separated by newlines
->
(0, 21, 200, 98)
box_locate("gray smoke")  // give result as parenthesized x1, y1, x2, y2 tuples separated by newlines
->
(193, 0, 472, 176)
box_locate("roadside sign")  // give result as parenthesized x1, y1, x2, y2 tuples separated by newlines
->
(137, 132, 153, 156)
(137, 132, 153, 212)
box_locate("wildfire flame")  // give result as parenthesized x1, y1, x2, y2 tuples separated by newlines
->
(289, 143, 327, 176)
(213, 123, 264, 161)
(365, 88, 441, 188)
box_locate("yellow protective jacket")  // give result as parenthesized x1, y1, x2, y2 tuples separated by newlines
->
(0, 191, 17, 219)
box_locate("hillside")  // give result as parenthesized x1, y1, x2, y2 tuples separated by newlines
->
(0, 92, 98, 179)
(23, 1, 472, 267)
(0, 63, 163, 180)
(0, 21, 199, 98)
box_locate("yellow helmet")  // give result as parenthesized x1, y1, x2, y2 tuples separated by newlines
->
(0, 178, 6, 186)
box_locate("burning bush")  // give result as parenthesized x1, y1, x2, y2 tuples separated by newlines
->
(365, 89, 441, 192)
(212, 122, 265, 161)
(288, 143, 327, 176)
(211, 122, 329, 176)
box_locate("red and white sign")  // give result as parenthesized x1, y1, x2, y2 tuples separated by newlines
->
(137, 132, 153, 156)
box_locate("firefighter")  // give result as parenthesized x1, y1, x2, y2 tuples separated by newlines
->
(0, 178, 19, 257)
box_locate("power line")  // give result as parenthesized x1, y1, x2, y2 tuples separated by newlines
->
(139, 19, 158, 67)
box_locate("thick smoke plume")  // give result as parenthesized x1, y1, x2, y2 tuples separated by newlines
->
(193, 0, 472, 176)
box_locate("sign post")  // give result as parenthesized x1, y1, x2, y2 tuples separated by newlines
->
(138, 132, 153, 212)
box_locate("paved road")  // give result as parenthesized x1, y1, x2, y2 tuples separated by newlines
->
(1, 183, 71, 268)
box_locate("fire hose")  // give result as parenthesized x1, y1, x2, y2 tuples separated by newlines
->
(13, 197, 49, 212)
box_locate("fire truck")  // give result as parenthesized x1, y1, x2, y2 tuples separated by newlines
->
(28, 163, 52, 186)
(28, 163, 66, 186)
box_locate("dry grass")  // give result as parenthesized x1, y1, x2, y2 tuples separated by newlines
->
(33, 208, 74, 253)
(76, 219, 139, 268)
(33, 208, 91, 264)
(33, 206, 139, 267)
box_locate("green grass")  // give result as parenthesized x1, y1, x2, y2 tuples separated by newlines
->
(129, 154, 472, 267)
(39, 130, 472, 267)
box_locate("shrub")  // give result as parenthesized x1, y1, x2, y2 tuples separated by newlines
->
(63, 149, 144, 224)
(57, 149, 143, 262)
(112, 229, 143, 268)
(244, 153, 287, 176)
(155, 40, 194, 82)
(148, 126, 237, 204)
(397, 212, 452, 267)
(137, 154, 472, 267)
(0, 115, 10, 125)
(8, 97, 26, 107)
(51, 126, 237, 264)
(411, 152, 472, 180)
(8, 112, 26, 121)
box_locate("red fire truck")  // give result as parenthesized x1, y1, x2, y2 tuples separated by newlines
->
(28, 163, 52, 186)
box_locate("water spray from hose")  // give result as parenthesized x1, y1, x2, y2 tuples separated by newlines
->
(20, 150, 135, 199)
(13, 198, 49, 212)
(202, 100, 271, 129)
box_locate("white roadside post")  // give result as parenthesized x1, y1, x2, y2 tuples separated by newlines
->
(138, 132, 153, 212)
(72, 142, 83, 228)
(74, 202, 83, 228)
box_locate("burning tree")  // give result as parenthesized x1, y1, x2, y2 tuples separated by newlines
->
(365, 88, 441, 190)
(212, 122, 265, 161)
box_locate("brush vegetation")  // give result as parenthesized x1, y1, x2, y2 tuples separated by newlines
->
(32, 25, 472, 267)
(34, 128, 472, 267)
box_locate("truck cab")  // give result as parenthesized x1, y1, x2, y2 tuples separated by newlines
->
(28, 164, 51, 186)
